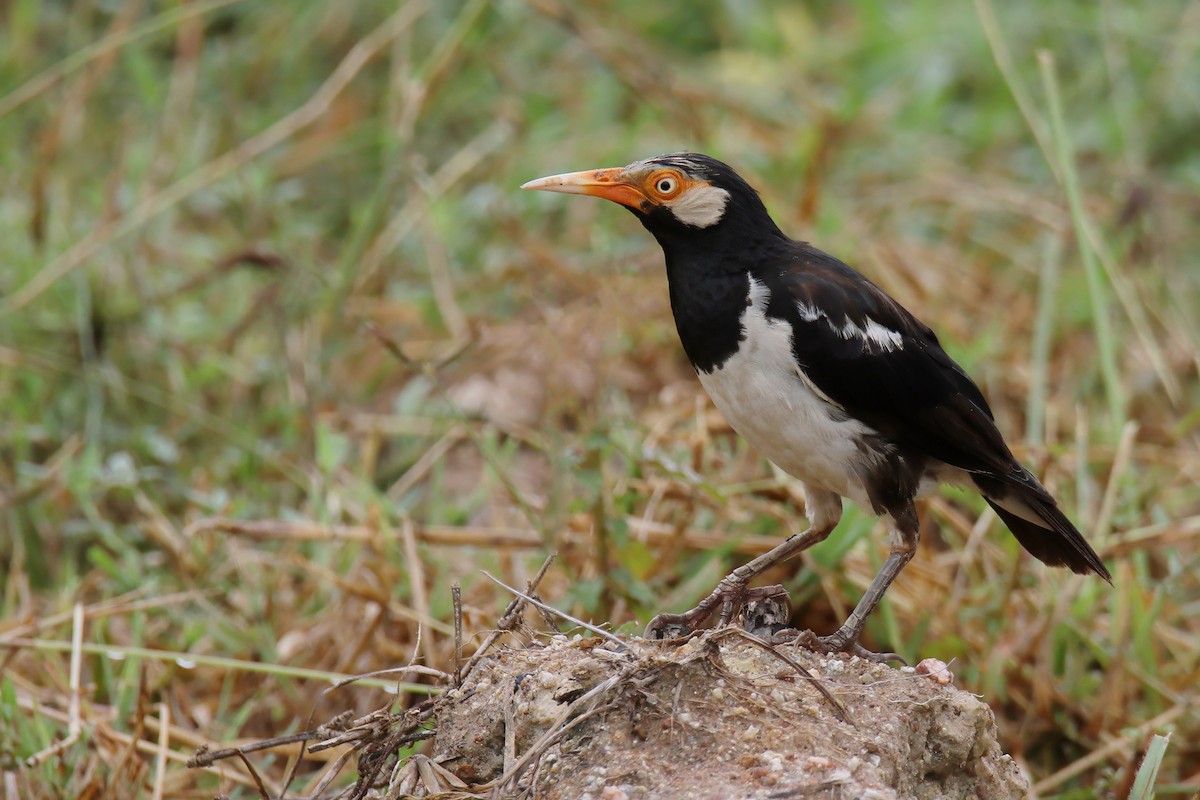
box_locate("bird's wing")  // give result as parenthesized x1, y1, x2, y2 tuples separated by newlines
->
(764, 245, 1018, 479)
(766, 246, 1110, 580)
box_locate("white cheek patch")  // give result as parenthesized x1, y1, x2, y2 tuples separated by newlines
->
(665, 184, 731, 228)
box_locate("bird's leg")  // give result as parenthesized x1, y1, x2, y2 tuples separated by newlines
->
(645, 489, 841, 640)
(794, 507, 919, 663)
(644, 525, 831, 639)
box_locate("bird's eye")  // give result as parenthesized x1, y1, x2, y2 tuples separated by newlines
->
(655, 177, 677, 195)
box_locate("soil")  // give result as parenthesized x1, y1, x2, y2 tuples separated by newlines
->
(429, 630, 1030, 799)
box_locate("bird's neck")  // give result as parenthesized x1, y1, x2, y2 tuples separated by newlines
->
(640, 204, 790, 373)
(660, 249, 755, 374)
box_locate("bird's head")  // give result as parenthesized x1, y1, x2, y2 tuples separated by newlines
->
(522, 153, 782, 245)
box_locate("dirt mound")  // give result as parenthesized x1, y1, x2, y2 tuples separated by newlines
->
(431, 631, 1029, 799)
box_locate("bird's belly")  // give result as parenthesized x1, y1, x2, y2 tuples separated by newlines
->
(697, 348, 879, 507)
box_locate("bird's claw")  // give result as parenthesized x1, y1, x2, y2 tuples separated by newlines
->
(645, 582, 790, 640)
(738, 590, 793, 638)
(774, 628, 907, 665)
(643, 612, 696, 641)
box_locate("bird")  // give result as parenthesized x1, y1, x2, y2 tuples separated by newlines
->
(522, 153, 1111, 659)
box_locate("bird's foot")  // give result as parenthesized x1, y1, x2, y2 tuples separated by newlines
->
(644, 579, 789, 640)
(738, 590, 793, 638)
(776, 627, 907, 665)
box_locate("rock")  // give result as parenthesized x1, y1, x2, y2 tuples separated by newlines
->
(430, 632, 1029, 799)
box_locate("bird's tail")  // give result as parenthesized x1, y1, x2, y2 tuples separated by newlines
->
(975, 475, 1112, 583)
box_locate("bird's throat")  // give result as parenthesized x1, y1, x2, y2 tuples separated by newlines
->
(663, 259, 751, 374)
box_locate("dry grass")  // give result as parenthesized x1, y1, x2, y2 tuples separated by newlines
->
(1, 1, 1198, 797)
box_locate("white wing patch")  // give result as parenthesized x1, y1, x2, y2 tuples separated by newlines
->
(795, 300, 904, 352)
(796, 301, 822, 322)
(665, 184, 730, 228)
(844, 318, 905, 351)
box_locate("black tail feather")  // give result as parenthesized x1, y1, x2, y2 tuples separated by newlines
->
(983, 495, 1112, 583)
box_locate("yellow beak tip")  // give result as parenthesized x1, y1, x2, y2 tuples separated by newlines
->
(520, 174, 591, 195)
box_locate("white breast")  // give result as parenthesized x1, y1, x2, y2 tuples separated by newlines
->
(695, 277, 881, 508)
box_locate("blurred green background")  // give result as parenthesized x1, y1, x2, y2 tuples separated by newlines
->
(2, 0, 1198, 796)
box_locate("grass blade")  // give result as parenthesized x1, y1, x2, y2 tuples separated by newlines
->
(1130, 733, 1171, 800)
(1027, 232, 1063, 446)
(1037, 50, 1126, 438)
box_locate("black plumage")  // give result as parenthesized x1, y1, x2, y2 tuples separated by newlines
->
(523, 152, 1111, 657)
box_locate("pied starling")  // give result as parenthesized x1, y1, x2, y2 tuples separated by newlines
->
(522, 153, 1111, 658)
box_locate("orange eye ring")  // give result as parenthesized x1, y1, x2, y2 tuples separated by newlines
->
(648, 171, 683, 199)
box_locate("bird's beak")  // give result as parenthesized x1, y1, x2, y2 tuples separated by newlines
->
(520, 167, 648, 210)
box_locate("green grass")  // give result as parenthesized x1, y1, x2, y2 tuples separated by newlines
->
(2, 1, 1198, 796)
